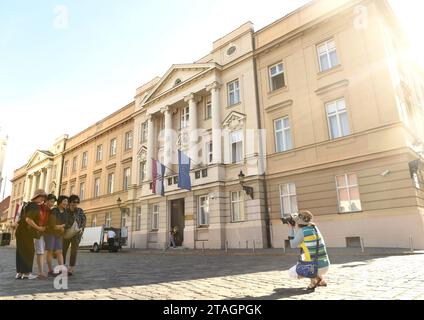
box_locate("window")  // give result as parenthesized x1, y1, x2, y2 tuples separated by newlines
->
(228, 79, 240, 106)
(139, 162, 146, 184)
(231, 191, 244, 222)
(121, 210, 127, 228)
(110, 138, 117, 156)
(70, 185, 75, 195)
(61, 186, 66, 195)
(140, 122, 148, 143)
(125, 131, 133, 150)
(123, 168, 131, 191)
(274, 117, 292, 153)
(94, 178, 101, 198)
(269, 63, 285, 91)
(63, 161, 68, 176)
(206, 142, 213, 165)
(317, 39, 339, 72)
(326, 99, 350, 139)
(181, 107, 189, 129)
(79, 182, 85, 200)
(230, 130, 243, 163)
(96, 145, 103, 162)
(279, 183, 298, 216)
(107, 173, 114, 194)
(91, 214, 97, 227)
(336, 173, 362, 213)
(105, 212, 112, 228)
(136, 207, 142, 231)
(151, 204, 159, 230)
(81, 152, 88, 169)
(205, 99, 212, 119)
(72, 157, 77, 172)
(198, 196, 209, 226)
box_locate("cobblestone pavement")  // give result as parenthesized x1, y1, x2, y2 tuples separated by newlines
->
(1, 247, 424, 300)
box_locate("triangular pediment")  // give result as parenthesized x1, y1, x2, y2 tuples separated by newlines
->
(26, 150, 53, 170)
(143, 63, 217, 103)
(222, 111, 247, 130)
(137, 146, 148, 161)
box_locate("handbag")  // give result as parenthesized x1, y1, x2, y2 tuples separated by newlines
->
(296, 226, 320, 278)
(64, 220, 81, 240)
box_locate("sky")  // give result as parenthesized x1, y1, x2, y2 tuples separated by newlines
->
(0, 0, 423, 199)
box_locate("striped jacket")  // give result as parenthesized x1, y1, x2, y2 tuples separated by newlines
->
(290, 225, 330, 269)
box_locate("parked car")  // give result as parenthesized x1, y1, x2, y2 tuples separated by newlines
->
(79, 226, 128, 253)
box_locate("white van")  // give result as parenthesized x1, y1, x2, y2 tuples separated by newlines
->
(79, 226, 104, 252)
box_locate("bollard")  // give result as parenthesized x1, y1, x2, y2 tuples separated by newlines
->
(283, 240, 286, 254)
(239, 241, 241, 249)
(253, 240, 256, 254)
(410, 236, 414, 253)
(202, 242, 205, 253)
(246, 240, 249, 249)
(360, 238, 365, 253)
(225, 241, 229, 253)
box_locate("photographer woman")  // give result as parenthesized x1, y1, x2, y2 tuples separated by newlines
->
(287, 210, 330, 290)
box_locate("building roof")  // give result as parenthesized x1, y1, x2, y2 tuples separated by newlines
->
(0, 196, 10, 222)
(39, 150, 55, 157)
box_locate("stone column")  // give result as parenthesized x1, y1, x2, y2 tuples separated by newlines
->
(185, 93, 199, 164)
(161, 106, 173, 176)
(24, 175, 32, 202)
(40, 169, 47, 192)
(146, 114, 155, 181)
(207, 82, 222, 164)
(29, 174, 37, 201)
(45, 166, 52, 194)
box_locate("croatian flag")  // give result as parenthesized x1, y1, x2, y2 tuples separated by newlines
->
(152, 159, 165, 196)
(178, 150, 191, 191)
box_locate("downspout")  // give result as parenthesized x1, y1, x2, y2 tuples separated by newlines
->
(251, 32, 272, 248)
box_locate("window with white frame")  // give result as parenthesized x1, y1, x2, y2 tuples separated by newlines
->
(136, 207, 142, 231)
(91, 214, 97, 227)
(181, 107, 189, 129)
(107, 173, 114, 194)
(317, 39, 339, 72)
(72, 156, 77, 172)
(205, 99, 212, 119)
(139, 161, 146, 184)
(123, 168, 131, 191)
(63, 161, 68, 176)
(79, 182, 85, 200)
(279, 183, 298, 216)
(206, 142, 213, 165)
(230, 130, 243, 164)
(140, 122, 148, 143)
(94, 178, 101, 198)
(231, 191, 244, 222)
(335, 173, 362, 213)
(81, 152, 88, 168)
(198, 196, 209, 226)
(151, 204, 159, 230)
(228, 79, 240, 106)
(96, 145, 103, 162)
(121, 210, 127, 228)
(125, 131, 133, 150)
(274, 117, 292, 153)
(110, 138, 117, 156)
(326, 98, 350, 139)
(105, 212, 112, 228)
(269, 63, 285, 91)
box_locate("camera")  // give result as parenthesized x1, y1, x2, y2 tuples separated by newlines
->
(281, 213, 298, 227)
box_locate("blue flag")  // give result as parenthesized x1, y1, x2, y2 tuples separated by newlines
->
(178, 150, 191, 191)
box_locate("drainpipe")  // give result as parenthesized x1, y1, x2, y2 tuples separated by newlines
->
(251, 32, 272, 248)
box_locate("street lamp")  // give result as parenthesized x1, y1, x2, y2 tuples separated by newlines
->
(238, 170, 254, 200)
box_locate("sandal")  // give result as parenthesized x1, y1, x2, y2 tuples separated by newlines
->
(306, 280, 319, 291)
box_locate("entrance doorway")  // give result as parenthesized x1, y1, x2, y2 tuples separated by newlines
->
(170, 199, 185, 247)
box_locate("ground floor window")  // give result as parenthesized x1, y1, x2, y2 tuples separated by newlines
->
(151, 204, 159, 230)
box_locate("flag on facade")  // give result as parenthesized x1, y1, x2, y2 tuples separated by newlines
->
(152, 158, 165, 196)
(178, 150, 191, 191)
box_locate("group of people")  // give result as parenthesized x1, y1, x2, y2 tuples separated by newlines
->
(15, 189, 86, 280)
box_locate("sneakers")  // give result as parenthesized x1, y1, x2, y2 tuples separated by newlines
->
(15, 273, 22, 280)
(21, 274, 38, 280)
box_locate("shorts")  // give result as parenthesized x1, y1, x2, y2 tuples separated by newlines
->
(34, 236, 45, 255)
(45, 234, 63, 251)
(288, 265, 330, 279)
